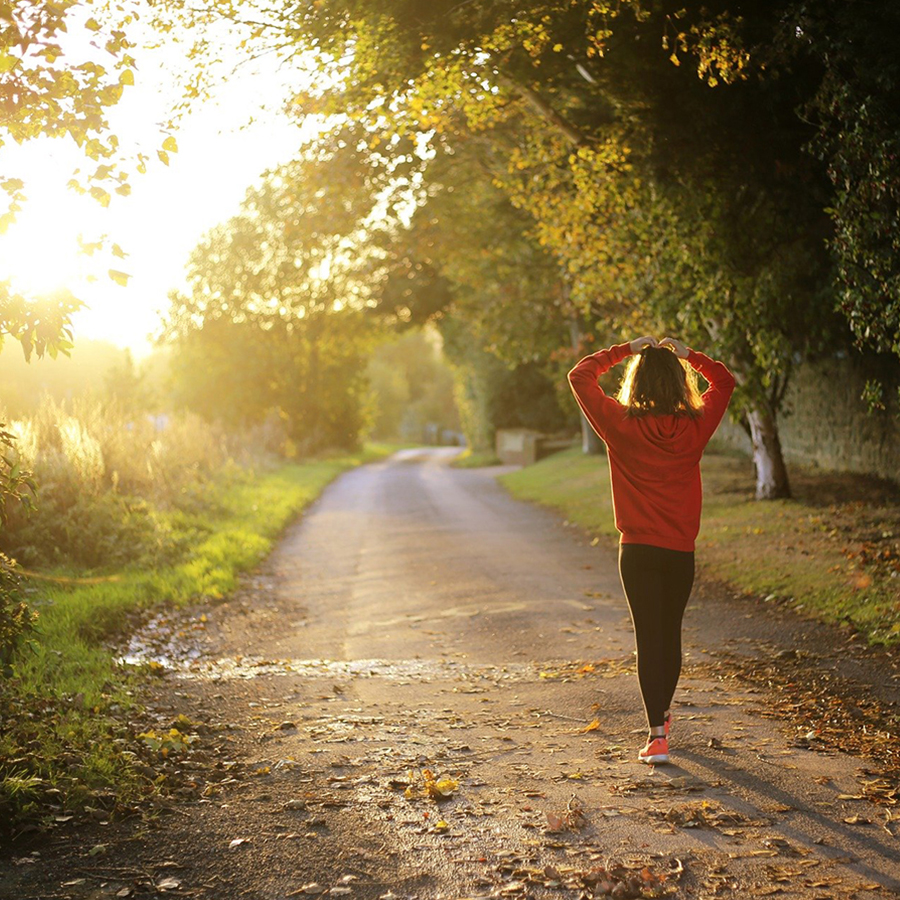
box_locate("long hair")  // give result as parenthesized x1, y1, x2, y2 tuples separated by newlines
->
(616, 346, 704, 418)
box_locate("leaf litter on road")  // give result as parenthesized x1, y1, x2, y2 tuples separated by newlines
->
(648, 799, 770, 834)
(491, 852, 680, 898)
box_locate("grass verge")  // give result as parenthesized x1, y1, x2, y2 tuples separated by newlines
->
(0, 445, 397, 838)
(500, 446, 900, 644)
(451, 448, 502, 468)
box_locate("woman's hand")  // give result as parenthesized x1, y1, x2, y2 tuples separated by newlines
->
(659, 336, 689, 359)
(629, 335, 658, 353)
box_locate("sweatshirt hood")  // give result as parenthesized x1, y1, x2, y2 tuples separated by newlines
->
(636, 414, 693, 451)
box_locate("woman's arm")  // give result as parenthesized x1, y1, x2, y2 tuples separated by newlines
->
(688, 349, 736, 440)
(567, 337, 653, 440)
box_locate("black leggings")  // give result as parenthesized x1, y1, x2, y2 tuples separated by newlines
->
(618, 543, 695, 729)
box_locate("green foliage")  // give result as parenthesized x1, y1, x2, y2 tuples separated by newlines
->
(0, 420, 35, 525)
(0, 2, 136, 181)
(0, 552, 37, 678)
(784, 0, 900, 358)
(365, 329, 459, 442)
(166, 136, 403, 453)
(167, 314, 370, 455)
(0, 1, 154, 360)
(385, 144, 575, 363)
(369, 142, 592, 447)
(0, 290, 79, 363)
(442, 318, 571, 452)
(157, 0, 898, 476)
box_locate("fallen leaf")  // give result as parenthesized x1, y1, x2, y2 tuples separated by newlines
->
(545, 812, 565, 832)
(229, 838, 251, 849)
(157, 877, 181, 891)
(404, 768, 459, 801)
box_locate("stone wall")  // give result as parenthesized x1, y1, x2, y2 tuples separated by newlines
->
(710, 352, 900, 483)
(496, 429, 577, 466)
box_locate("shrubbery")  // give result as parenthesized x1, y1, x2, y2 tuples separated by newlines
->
(0, 397, 282, 570)
(0, 553, 37, 677)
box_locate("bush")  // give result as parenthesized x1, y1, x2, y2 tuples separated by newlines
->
(0, 397, 269, 570)
(0, 553, 37, 677)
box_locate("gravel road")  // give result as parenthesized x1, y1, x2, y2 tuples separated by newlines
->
(3, 447, 899, 900)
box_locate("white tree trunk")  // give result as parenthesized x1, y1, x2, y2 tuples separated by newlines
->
(746, 405, 791, 500)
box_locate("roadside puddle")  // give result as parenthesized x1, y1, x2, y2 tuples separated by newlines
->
(119, 649, 548, 683)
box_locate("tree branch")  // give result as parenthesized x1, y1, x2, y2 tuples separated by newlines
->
(494, 72, 591, 147)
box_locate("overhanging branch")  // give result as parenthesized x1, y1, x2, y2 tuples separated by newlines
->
(494, 73, 590, 147)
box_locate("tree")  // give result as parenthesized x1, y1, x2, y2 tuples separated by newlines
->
(165, 127, 406, 451)
(585, 10, 840, 498)
(365, 329, 458, 443)
(156, 0, 886, 495)
(369, 138, 590, 450)
(1, 0, 146, 361)
(780, 1, 900, 365)
(168, 313, 371, 453)
(0, 2, 149, 654)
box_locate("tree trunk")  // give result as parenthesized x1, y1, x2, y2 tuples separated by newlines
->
(746, 405, 791, 500)
(568, 313, 604, 456)
(580, 411, 605, 455)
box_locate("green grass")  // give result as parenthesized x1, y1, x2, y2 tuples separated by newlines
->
(500, 445, 618, 536)
(0, 445, 397, 832)
(501, 446, 900, 644)
(451, 448, 502, 468)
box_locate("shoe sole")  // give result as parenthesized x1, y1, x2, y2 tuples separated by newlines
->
(638, 753, 670, 764)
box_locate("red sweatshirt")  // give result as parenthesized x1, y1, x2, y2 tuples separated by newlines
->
(568, 343, 735, 552)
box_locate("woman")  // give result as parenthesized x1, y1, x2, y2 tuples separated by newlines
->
(568, 335, 735, 764)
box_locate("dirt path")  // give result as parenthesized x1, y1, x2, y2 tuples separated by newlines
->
(3, 448, 899, 900)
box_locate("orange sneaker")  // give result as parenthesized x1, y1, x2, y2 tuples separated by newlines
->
(638, 736, 669, 764)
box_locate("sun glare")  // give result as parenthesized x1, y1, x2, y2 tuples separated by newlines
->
(0, 27, 314, 353)
(0, 190, 96, 297)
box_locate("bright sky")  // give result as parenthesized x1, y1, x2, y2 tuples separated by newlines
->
(0, 17, 312, 357)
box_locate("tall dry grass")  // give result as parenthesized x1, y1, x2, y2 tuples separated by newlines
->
(0, 397, 286, 569)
